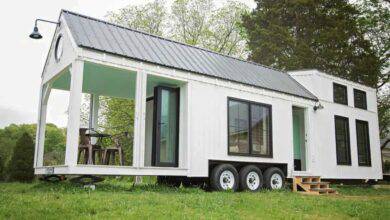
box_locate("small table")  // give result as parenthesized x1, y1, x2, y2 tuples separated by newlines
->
(85, 132, 111, 164)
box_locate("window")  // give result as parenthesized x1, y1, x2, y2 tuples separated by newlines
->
(333, 83, 348, 105)
(228, 98, 272, 157)
(356, 120, 371, 166)
(334, 116, 351, 165)
(354, 89, 367, 110)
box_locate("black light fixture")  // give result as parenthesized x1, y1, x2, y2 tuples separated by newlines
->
(29, 19, 60, 40)
(313, 102, 324, 111)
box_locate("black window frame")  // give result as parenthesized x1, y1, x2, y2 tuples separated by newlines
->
(353, 89, 367, 110)
(333, 83, 348, 105)
(227, 97, 273, 158)
(334, 115, 351, 165)
(355, 119, 371, 167)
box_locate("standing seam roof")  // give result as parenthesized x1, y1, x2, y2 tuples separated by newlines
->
(62, 10, 318, 101)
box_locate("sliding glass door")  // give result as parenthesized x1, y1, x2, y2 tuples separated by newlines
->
(152, 86, 180, 167)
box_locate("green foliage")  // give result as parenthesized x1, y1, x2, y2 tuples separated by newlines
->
(0, 154, 4, 181)
(106, 0, 167, 36)
(0, 182, 389, 219)
(8, 133, 34, 182)
(355, 0, 390, 86)
(43, 124, 66, 166)
(107, 0, 249, 58)
(0, 124, 66, 180)
(99, 97, 134, 165)
(378, 92, 390, 138)
(242, 0, 382, 87)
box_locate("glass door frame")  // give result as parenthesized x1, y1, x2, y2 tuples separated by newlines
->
(152, 86, 180, 167)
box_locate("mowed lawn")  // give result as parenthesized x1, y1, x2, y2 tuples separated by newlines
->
(0, 180, 389, 219)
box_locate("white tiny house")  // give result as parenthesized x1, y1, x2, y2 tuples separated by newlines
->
(33, 10, 382, 191)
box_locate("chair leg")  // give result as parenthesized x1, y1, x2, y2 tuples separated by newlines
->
(118, 148, 123, 166)
(111, 151, 116, 165)
(87, 145, 93, 165)
(77, 149, 82, 164)
(83, 149, 89, 164)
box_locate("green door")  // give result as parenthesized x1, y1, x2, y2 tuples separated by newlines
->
(293, 112, 302, 160)
(293, 107, 305, 171)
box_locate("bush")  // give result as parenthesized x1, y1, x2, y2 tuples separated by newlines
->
(0, 154, 4, 181)
(8, 132, 35, 182)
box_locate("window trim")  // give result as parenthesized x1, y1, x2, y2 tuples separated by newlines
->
(333, 83, 348, 105)
(227, 97, 273, 158)
(334, 115, 351, 166)
(355, 119, 371, 167)
(353, 89, 367, 110)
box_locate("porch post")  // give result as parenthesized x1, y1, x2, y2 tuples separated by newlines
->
(89, 94, 99, 144)
(65, 60, 84, 167)
(34, 83, 51, 168)
(133, 70, 147, 168)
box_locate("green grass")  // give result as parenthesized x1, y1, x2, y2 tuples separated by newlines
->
(0, 180, 389, 219)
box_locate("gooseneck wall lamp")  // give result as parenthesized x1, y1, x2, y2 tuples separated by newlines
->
(313, 102, 324, 111)
(29, 19, 60, 39)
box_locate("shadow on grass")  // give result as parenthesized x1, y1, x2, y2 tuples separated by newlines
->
(29, 179, 205, 195)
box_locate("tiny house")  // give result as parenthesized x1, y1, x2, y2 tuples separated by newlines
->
(33, 10, 382, 191)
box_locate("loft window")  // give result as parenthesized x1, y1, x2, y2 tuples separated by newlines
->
(333, 83, 348, 105)
(356, 120, 371, 166)
(228, 98, 272, 157)
(334, 116, 351, 165)
(354, 89, 367, 110)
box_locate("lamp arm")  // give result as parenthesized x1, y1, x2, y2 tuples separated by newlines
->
(35, 19, 60, 27)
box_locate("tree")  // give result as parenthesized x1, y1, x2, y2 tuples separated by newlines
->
(107, 0, 249, 58)
(106, 0, 167, 36)
(8, 132, 35, 182)
(354, 0, 390, 138)
(355, 0, 389, 88)
(0, 153, 4, 181)
(242, 0, 382, 87)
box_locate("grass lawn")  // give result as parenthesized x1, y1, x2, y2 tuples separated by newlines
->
(0, 179, 389, 219)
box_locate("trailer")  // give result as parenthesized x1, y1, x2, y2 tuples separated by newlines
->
(33, 10, 382, 191)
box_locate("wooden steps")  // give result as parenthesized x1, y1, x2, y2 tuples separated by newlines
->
(293, 176, 337, 195)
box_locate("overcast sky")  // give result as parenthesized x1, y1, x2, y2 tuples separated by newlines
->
(0, 0, 256, 128)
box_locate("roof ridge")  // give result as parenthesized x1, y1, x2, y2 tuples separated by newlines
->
(61, 9, 286, 74)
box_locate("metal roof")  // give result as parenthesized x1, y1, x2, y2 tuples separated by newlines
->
(62, 10, 318, 101)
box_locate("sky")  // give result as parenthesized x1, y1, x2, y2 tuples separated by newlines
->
(0, 0, 256, 128)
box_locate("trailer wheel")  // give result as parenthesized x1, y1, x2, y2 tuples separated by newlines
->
(239, 165, 263, 191)
(70, 175, 104, 185)
(210, 164, 239, 191)
(40, 175, 66, 182)
(263, 167, 285, 190)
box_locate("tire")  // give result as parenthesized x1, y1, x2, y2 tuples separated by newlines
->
(210, 164, 239, 191)
(263, 167, 285, 190)
(239, 165, 263, 192)
(40, 175, 66, 182)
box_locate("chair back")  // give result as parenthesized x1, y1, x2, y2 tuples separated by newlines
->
(79, 128, 91, 145)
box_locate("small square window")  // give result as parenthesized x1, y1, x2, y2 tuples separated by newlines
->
(354, 89, 367, 110)
(333, 83, 348, 105)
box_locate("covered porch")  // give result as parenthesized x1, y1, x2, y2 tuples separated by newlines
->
(34, 59, 188, 176)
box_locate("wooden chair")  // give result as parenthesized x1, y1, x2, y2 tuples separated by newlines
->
(78, 128, 93, 164)
(102, 135, 125, 166)
(78, 128, 103, 165)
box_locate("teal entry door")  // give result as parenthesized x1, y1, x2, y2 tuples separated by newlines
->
(152, 86, 180, 167)
(292, 107, 306, 171)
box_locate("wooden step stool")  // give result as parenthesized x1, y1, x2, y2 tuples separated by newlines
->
(293, 176, 337, 195)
